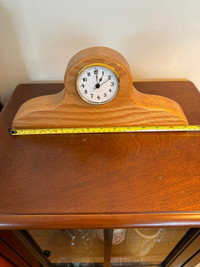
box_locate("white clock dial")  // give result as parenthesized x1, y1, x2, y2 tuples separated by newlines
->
(76, 64, 119, 104)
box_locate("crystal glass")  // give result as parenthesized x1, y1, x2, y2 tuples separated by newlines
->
(126, 228, 164, 257)
(67, 229, 93, 254)
(97, 229, 127, 245)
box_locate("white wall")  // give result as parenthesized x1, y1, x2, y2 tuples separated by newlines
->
(1, 0, 200, 103)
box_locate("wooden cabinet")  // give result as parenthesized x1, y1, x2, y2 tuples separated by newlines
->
(26, 228, 199, 266)
(0, 228, 200, 266)
(0, 81, 200, 266)
(0, 230, 42, 266)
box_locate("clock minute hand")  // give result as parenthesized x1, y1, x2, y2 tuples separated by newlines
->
(100, 78, 110, 86)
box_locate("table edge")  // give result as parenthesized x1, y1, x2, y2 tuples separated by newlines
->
(0, 212, 200, 229)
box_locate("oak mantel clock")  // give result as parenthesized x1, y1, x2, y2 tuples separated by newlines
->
(12, 46, 188, 129)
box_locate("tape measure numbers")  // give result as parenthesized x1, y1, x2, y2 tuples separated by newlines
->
(9, 125, 200, 135)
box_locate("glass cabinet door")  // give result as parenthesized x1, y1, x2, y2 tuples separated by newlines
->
(28, 229, 104, 266)
(111, 228, 189, 266)
(13, 228, 199, 267)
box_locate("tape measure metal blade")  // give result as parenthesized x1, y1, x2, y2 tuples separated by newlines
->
(8, 125, 200, 135)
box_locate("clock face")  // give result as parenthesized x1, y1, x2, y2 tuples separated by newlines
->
(76, 64, 119, 104)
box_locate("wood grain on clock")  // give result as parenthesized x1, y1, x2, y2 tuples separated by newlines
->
(12, 47, 188, 129)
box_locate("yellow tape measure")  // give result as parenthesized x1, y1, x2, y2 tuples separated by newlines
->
(9, 125, 200, 135)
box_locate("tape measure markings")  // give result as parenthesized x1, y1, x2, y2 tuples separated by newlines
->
(8, 125, 200, 135)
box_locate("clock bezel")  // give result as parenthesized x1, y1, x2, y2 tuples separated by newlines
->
(76, 63, 120, 105)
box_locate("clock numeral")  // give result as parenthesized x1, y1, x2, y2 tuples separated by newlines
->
(84, 89, 88, 94)
(87, 72, 91, 76)
(104, 93, 107, 97)
(81, 84, 85, 88)
(111, 82, 114, 87)
(90, 93, 94, 99)
(94, 69, 98, 74)
(97, 95, 101, 100)
(83, 77, 87, 82)
(109, 88, 112, 93)
(108, 75, 112, 80)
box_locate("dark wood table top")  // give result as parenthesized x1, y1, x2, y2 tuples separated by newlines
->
(0, 81, 200, 229)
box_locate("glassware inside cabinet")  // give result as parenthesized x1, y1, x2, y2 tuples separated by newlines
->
(26, 228, 195, 266)
(111, 228, 189, 266)
(28, 229, 104, 265)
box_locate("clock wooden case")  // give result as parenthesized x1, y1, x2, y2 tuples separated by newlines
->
(12, 46, 188, 129)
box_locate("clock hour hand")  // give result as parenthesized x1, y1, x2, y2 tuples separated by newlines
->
(99, 71, 104, 83)
(94, 77, 109, 90)
(93, 72, 111, 89)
